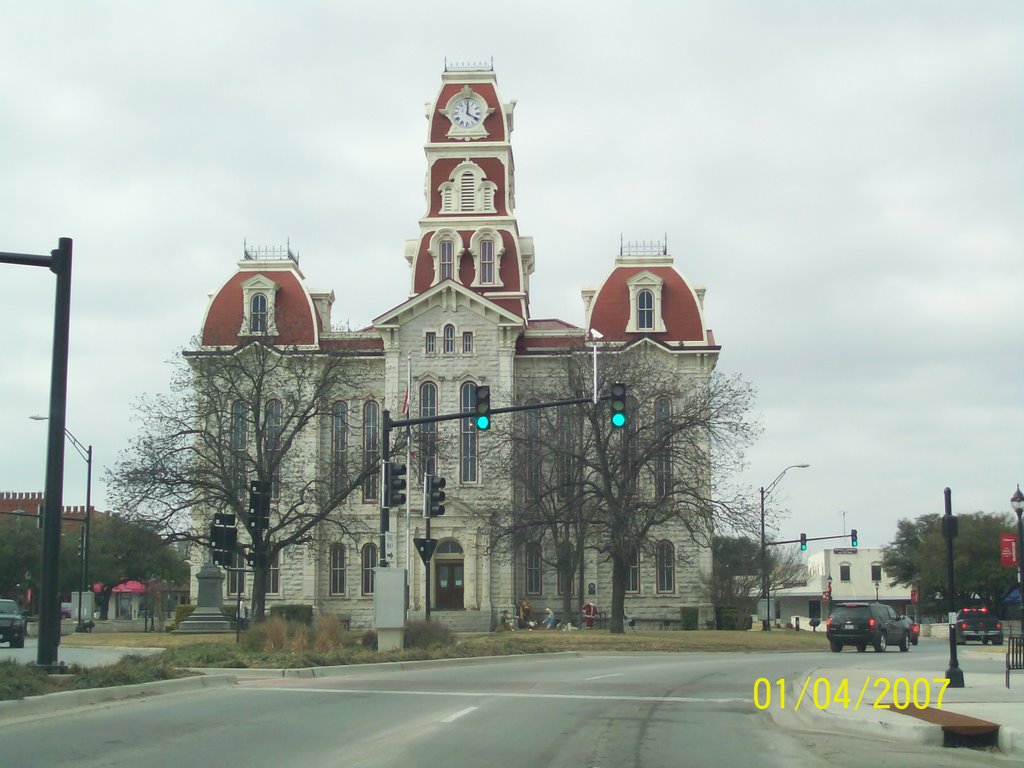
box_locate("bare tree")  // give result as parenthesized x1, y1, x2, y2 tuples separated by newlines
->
(107, 339, 378, 620)
(479, 346, 758, 633)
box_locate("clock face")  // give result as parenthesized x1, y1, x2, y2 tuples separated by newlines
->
(451, 97, 483, 128)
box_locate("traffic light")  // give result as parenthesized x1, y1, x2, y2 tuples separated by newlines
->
(850, 529, 858, 548)
(249, 480, 271, 532)
(800, 532, 807, 551)
(473, 384, 491, 431)
(427, 475, 446, 517)
(210, 513, 238, 567)
(609, 383, 627, 428)
(383, 462, 407, 508)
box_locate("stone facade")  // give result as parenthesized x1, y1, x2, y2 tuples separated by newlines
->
(192, 66, 723, 631)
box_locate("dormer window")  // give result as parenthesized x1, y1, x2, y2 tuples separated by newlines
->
(438, 161, 497, 214)
(469, 228, 505, 288)
(440, 241, 455, 281)
(637, 289, 654, 330)
(428, 229, 462, 286)
(625, 271, 666, 334)
(250, 294, 268, 333)
(240, 274, 280, 337)
(480, 240, 494, 284)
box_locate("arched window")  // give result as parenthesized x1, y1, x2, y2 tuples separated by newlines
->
(231, 400, 247, 498)
(637, 289, 654, 331)
(654, 397, 672, 497)
(419, 382, 438, 479)
(657, 540, 675, 593)
(440, 240, 455, 281)
(460, 382, 478, 483)
(480, 239, 495, 283)
(626, 546, 640, 593)
(443, 324, 456, 353)
(526, 544, 542, 595)
(525, 408, 541, 495)
(265, 399, 282, 498)
(332, 401, 347, 495)
(361, 543, 377, 595)
(363, 401, 379, 500)
(437, 539, 463, 555)
(330, 544, 346, 595)
(250, 293, 268, 333)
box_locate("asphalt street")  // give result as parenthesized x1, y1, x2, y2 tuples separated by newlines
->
(0, 637, 162, 667)
(0, 642, 1015, 768)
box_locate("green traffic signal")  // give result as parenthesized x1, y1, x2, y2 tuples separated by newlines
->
(609, 382, 627, 429)
(800, 533, 807, 551)
(474, 384, 491, 431)
(850, 528, 858, 548)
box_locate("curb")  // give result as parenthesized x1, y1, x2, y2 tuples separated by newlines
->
(189, 651, 585, 680)
(0, 674, 236, 723)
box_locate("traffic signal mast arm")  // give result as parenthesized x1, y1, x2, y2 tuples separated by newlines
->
(386, 394, 605, 432)
(766, 533, 856, 547)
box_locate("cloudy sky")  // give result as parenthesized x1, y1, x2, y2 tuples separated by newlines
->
(2, 2, 1022, 553)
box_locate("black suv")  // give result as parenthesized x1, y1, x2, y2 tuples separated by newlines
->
(0, 598, 26, 648)
(826, 602, 909, 653)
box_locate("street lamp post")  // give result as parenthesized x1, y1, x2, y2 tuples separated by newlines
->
(760, 463, 810, 631)
(1011, 485, 1024, 620)
(874, 581, 880, 602)
(31, 416, 92, 632)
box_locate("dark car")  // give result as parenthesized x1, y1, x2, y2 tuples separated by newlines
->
(955, 607, 1003, 645)
(895, 614, 920, 646)
(826, 602, 910, 653)
(0, 598, 26, 648)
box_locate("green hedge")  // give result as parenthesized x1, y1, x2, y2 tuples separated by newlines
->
(680, 607, 699, 631)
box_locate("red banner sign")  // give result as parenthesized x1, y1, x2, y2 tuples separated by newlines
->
(910, 588, 918, 604)
(1001, 533, 1019, 567)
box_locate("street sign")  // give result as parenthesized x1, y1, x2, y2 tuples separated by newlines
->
(384, 532, 395, 564)
(910, 588, 918, 604)
(1001, 533, 1018, 567)
(414, 537, 438, 565)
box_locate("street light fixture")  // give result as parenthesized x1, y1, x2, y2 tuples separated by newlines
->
(760, 463, 810, 631)
(1011, 485, 1024, 617)
(31, 416, 92, 632)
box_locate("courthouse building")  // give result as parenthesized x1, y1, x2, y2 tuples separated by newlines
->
(194, 65, 723, 630)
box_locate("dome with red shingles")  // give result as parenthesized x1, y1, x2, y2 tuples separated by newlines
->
(200, 263, 319, 347)
(586, 255, 714, 346)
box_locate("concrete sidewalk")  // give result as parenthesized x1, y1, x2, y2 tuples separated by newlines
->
(769, 649, 1024, 756)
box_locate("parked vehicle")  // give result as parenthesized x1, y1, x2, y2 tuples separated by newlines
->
(955, 607, 1003, 645)
(0, 598, 26, 648)
(895, 614, 920, 646)
(826, 602, 910, 653)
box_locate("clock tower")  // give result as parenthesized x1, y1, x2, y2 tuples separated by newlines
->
(405, 63, 535, 321)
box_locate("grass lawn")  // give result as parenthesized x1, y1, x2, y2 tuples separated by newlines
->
(61, 628, 829, 655)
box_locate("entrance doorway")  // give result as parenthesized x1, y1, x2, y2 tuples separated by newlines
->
(434, 561, 464, 610)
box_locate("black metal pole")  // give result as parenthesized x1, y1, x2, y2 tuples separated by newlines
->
(76, 445, 92, 632)
(943, 487, 964, 687)
(38, 237, 73, 669)
(424, 512, 431, 623)
(760, 486, 770, 631)
(380, 410, 391, 567)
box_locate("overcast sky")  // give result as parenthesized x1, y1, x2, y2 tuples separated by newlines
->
(2, 2, 1022, 553)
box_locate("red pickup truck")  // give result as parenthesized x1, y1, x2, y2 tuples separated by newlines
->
(955, 607, 1003, 645)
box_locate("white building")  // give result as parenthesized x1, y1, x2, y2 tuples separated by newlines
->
(191, 65, 724, 631)
(768, 548, 914, 629)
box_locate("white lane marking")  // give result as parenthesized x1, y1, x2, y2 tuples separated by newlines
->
(586, 673, 624, 681)
(441, 706, 478, 723)
(245, 687, 745, 705)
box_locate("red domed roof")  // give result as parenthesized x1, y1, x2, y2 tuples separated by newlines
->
(200, 266, 318, 347)
(588, 265, 710, 345)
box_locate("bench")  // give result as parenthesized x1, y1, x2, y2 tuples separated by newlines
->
(1007, 633, 1024, 689)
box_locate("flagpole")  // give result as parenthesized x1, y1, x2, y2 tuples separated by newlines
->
(405, 353, 413, 583)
